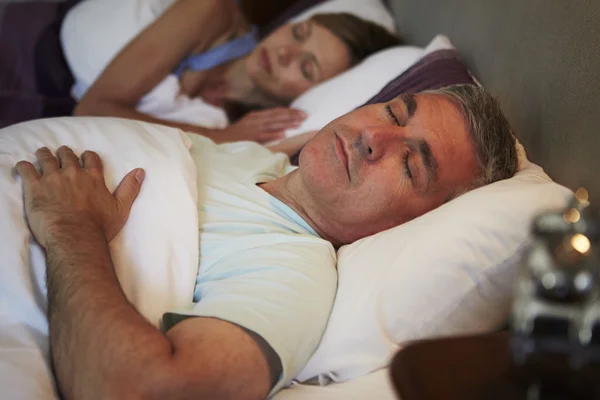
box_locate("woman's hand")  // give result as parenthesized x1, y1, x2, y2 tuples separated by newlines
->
(267, 130, 318, 157)
(221, 107, 307, 143)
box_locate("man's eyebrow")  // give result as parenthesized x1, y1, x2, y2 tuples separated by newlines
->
(399, 92, 417, 120)
(418, 139, 438, 186)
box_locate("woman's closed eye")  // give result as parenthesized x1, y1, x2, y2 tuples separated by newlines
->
(301, 59, 318, 82)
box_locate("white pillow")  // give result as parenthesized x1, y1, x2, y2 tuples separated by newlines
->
(297, 145, 573, 384)
(285, 45, 424, 138)
(291, 0, 396, 33)
(422, 34, 456, 55)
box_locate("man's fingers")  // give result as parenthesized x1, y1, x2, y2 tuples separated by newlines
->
(35, 147, 59, 175)
(114, 168, 145, 217)
(81, 151, 104, 173)
(15, 161, 40, 184)
(56, 146, 79, 169)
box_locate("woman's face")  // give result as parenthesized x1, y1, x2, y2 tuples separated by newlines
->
(245, 20, 352, 104)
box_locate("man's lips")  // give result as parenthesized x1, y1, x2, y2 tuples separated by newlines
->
(335, 133, 350, 180)
(260, 48, 272, 75)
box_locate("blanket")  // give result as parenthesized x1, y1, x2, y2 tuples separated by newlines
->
(0, 117, 200, 399)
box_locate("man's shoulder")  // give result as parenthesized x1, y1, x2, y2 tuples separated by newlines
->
(207, 141, 292, 182)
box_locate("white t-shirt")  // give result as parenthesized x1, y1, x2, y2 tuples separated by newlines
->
(165, 134, 338, 394)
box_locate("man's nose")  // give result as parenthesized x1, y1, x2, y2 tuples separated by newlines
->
(362, 126, 405, 162)
(276, 45, 299, 67)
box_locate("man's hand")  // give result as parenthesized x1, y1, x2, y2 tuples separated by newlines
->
(15, 146, 145, 248)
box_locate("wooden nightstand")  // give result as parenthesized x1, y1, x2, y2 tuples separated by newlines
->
(389, 332, 600, 400)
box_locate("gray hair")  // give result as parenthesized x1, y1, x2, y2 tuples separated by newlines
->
(424, 84, 518, 201)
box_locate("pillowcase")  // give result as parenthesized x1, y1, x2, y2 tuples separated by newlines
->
(296, 36, 570, 384)
(297, 143, 572, 383)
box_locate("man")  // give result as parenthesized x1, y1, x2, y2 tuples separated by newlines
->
(16, 84, 517, 399)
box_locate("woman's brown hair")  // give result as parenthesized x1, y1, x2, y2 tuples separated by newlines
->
(310, 13, 402, 66)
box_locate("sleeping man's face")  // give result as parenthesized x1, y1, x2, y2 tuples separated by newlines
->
(298, 92, 480, 244)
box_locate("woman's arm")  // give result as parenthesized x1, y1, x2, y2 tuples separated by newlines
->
(74, 0, 239, 124)
(75, 100, 234, 143)
(74, 0, 304, 144)
(75, 101, 305, 144)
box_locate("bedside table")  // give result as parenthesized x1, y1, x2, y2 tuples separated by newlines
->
(389, 332, 600, 400)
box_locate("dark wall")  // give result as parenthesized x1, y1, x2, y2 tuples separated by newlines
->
(240, 0, 299, 26)
(390, 0, 600, 196)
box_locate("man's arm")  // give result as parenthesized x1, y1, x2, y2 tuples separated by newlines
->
(16, 147, 271, 400)
(44, 218, 172, 398)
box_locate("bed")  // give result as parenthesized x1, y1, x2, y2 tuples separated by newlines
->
(1, 0, 599, 399)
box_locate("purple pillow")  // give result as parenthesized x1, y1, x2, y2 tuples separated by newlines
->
(363, 49, 475, 105)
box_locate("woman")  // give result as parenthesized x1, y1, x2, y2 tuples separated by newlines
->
(69, 0, 401, 144)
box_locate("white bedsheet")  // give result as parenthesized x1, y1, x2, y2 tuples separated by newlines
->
(274, 369, 398, 400)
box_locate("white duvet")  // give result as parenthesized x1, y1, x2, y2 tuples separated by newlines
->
(0, 117, 199, 399)
(0, 117, 396, 399)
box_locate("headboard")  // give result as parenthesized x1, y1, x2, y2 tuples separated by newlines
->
(389, 0, 600, 196)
